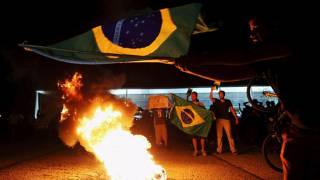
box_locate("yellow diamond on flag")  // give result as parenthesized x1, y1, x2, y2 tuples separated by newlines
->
(175, 105, 204, 128)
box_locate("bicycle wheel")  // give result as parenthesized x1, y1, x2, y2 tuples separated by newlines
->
(246, 77, 278, 113)
(262, 134, 283, 172)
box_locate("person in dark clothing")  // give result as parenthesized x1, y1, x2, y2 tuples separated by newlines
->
(210, 87, 239, 154)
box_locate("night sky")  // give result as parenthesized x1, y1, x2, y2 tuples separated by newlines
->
(0, 0, 318, 116)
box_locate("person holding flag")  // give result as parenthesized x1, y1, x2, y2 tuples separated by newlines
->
(190, 91, 207, 156)
(170, 92, 214, 157)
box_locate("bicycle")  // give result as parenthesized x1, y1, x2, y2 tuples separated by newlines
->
(246, 76, 290, 173)
(261, 112, 288, 172)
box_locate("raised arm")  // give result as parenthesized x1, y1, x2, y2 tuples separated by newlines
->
(210, 86, 216, 103)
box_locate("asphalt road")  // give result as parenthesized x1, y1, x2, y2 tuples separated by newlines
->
(0, 135, 281, 180)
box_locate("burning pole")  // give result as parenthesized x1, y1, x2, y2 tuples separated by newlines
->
(57, 72, 166, 180)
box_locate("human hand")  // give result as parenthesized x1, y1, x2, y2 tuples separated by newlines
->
(235, 118, 239, 125)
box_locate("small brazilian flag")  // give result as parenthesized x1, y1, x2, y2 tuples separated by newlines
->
(170, 94, 215, 137)
(21, 3, 201, 64)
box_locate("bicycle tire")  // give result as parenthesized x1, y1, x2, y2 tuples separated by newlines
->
(246, 77, 270, 113)
(262, 134, 283, 172)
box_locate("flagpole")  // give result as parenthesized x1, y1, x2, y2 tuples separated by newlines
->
(19, 43, 175, 65)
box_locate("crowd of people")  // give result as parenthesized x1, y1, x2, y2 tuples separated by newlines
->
(132, 87, 282, 157)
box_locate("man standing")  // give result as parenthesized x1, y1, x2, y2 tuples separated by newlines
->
(190, 91, 207, 156)
(153, 108, 168, 148)
(210, 87, 239, 154)
(148, 95, 170, 148)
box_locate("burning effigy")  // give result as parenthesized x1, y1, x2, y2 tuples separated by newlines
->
(57, 72, 166, 180)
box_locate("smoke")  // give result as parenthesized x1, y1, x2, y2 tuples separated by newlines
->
(85, 73, 126, 97)
(58, 111, 79, 147)
(57, 72, 136, 148)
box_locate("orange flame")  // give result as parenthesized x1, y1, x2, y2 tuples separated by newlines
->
(76, 105, 165, 179)
(58, 72, 166, 180)
(57, 72, 83, 101)
(57, 72, 83, 123)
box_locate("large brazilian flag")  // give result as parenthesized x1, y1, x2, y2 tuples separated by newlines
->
(21, 4, 201, 64)
(170, 94, 215, 138)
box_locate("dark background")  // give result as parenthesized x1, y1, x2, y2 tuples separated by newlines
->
(0, 0, 317, 116)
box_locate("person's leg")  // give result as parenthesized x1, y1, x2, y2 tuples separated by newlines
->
(192, 138, 198, 156)
(281, 141, 291, 180)
(200, 138, 207, 156)
(154, 124, 161, 146)
(281, 138, 303, 180)
(216, 119, 224, 153)
(160, 124, 168, 147)
(223, 120, 237, 153)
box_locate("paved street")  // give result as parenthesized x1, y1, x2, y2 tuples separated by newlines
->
(0, 134, 281, 180)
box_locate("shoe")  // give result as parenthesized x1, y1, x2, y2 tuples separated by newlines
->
(201, 151, 207, 156)
(193, 151, 198, 156)
(232, 151, 239, 155)
(216, 150, 222, 154)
